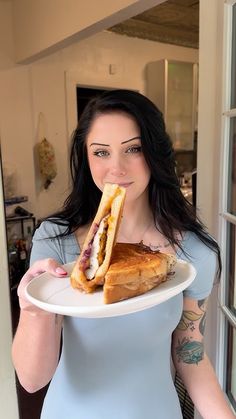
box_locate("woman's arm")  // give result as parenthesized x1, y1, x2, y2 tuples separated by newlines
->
(172, 296, 235, 419)
(12, 259, 67, 393)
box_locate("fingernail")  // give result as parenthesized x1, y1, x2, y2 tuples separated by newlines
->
(55, 267, 67, 275)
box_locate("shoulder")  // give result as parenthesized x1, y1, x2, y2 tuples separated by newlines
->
(33, 219, 69, 241)
(31, 219, 79, 265)
(180, 231, 217, 264)
(179, 232, 218, 300)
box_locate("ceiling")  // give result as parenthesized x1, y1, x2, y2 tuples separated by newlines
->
(108, 0, 199, 49)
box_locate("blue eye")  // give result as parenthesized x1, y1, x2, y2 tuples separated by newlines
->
(126, 146, 142, 154)
(93, 150, 109, 157)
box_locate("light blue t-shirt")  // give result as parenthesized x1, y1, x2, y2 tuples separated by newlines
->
(30, 221, 217, 419)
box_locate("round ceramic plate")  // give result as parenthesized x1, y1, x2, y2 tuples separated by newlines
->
(25, 260, 196, 318)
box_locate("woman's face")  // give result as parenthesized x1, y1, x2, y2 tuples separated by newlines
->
(86, 112, 151, 203)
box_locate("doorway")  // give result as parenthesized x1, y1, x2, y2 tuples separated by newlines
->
(77, 87, 108, 120)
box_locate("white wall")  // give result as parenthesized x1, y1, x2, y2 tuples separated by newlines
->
(0, 0, 15, 71)
(13, 0, 165, 63)
(0, 66, 36, 209)
(0, 2, 19, 416)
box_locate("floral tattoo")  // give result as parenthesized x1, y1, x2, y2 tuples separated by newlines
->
(175, 298, 207, 365)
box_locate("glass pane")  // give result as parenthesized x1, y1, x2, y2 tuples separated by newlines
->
(231, 4, 236, 108)
(227, 119, 236, 215)
(167, 62, 194, 150)
(226, 223, 236, 314)
(226, 322, 236, 411)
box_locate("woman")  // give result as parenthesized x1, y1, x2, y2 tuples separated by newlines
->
(12, 90, 235, 418)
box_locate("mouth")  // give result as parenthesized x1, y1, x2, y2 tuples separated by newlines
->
(105, 182, 133, 188)
(117, 182, 133, 188)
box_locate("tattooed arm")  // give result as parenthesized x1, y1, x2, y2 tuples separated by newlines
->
(172, 297, 235, 419)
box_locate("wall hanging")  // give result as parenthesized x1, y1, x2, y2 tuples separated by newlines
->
(37, 113, 57, 190)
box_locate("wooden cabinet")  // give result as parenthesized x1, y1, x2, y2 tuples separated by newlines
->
(146, 59, 198, 150)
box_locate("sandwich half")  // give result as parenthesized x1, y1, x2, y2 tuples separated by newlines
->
(70, 183, 126, 293)
(103, 242, 177, 304)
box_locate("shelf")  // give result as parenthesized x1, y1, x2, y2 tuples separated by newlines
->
(6, 215, 36, 237)
(4, 196, 28, 206)
(6, 215, 35, 223)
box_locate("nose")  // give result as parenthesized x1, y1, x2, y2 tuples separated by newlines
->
(109, 156, 126, 177)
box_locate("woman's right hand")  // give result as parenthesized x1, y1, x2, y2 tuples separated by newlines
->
(17, 258, 68, 316)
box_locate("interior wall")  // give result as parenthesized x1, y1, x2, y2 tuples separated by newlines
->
(13, 0, 164, 63)
(0, 66, 36, 210)
(0, 0, 15, 71)
(0, 3, 20, 416)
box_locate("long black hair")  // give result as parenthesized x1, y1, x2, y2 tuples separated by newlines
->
(48, 89, 221, 276)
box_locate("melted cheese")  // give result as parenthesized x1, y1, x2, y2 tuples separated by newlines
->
(85, 215, 109, 280)
(84, 187, 122, 280)
(97, 231, 107, 265)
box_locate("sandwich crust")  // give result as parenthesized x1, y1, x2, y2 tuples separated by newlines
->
(70, 183, 126, 293)
(103, 243, 176, 304)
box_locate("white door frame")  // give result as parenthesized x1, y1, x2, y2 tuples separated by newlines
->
(196, 0, 234, 416)
(0, 154, 19, 419)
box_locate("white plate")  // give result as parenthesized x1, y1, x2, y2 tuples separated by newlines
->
(25, 260, 196, 318)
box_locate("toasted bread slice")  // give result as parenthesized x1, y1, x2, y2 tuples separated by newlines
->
(103, 243, 177, 304)
(70, 183, 126, 293)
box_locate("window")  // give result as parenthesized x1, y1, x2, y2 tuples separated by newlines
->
(220, 1, 236, 412)
(226, 323, 236, 409)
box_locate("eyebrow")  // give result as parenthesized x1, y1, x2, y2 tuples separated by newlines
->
(89, 136, 141, 147)
(121, 136, 141, 144)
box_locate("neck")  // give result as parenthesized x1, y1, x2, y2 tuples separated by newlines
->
(117, 197, 154, 243)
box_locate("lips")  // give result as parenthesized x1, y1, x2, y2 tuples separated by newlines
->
(118, 183, 133, 188)
(106, 182, 133, 188)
